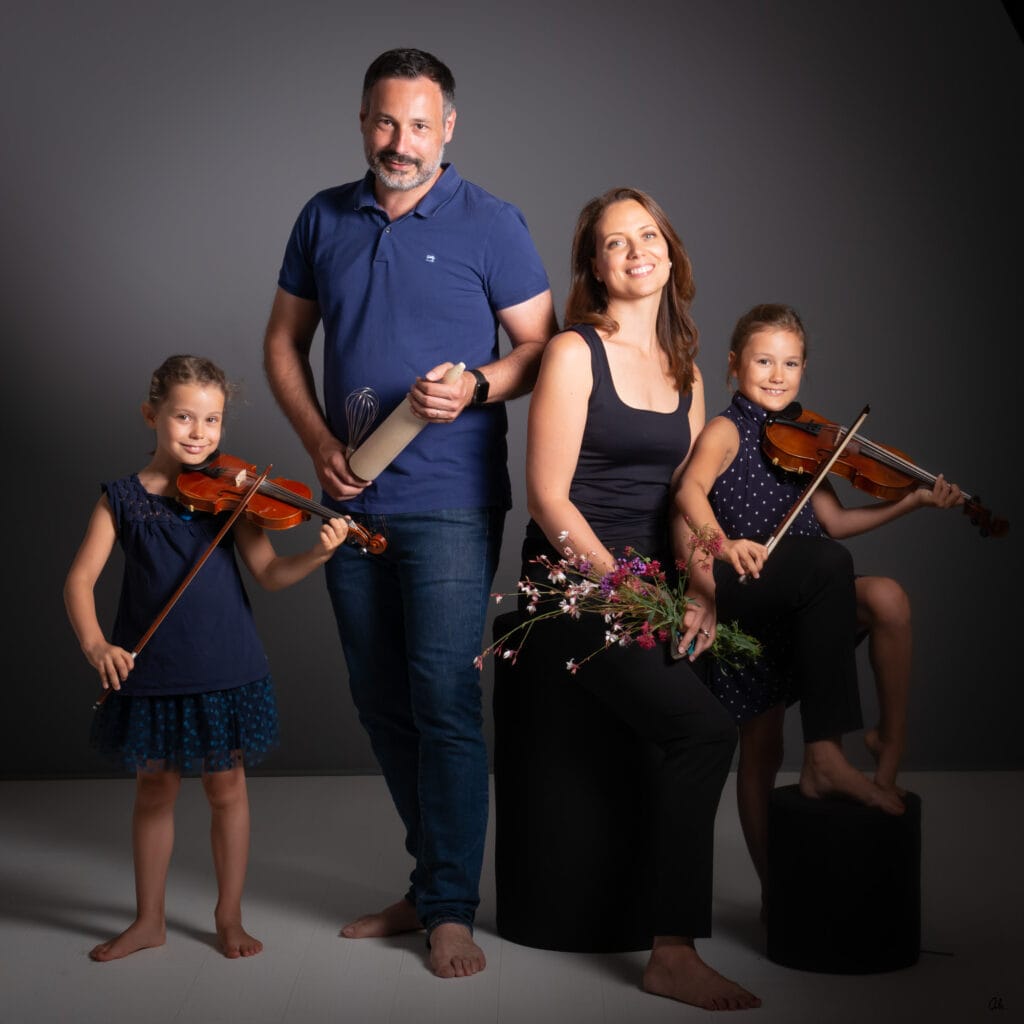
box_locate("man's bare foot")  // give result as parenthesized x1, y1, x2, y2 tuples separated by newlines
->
(643, 939, 760, 1010)
(428, 922, 486, 978)
(89, 917, 166, 962)
(341, 898, 422, 939)
(864, 728, 906, 794)
(216, 918, 263, 958)
(800, 740, 904, 814)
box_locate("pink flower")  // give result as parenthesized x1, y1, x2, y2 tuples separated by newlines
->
(474, 535, 759, 677)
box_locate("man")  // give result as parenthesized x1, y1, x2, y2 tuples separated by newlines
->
(263, 48, 556, 978)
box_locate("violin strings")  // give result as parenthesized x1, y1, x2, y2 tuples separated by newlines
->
(782, 420, 976, 503)
(232, 470, 376, 544)
(195, 462, 385, 549)
(790, 421, 938, 487)
(832, 427, 936, 484)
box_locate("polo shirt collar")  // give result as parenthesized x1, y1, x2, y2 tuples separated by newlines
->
(354, 164, 462, 218)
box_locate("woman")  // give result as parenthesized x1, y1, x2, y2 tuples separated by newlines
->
(522, 187, 760, 1011)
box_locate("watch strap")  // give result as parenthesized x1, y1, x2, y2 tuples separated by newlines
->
(468, 367, 489, 405)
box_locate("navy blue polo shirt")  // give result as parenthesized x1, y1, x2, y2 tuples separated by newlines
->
(277, 165, 550, 515)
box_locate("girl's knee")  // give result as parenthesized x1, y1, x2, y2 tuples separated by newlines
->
(202, 764, 248, 810)
(135, 769, 181, 809)
(817, 540, 854, 577)
(858, 576, 911, 629)
(804, 541, 855, 596)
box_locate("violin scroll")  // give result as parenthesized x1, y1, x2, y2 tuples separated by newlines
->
(963, 498, 1009, 539)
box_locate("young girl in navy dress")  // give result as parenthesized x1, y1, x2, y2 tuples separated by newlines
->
(676, 303, 961, 891)
(64, 355, 349, 961)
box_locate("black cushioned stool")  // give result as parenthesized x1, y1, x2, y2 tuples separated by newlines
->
(491, 610, 660, 952)
(765, 784, 922, 973)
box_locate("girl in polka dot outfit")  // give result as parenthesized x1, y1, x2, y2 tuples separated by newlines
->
(675, 303, 961, 895)
(64, 355, 350, 962)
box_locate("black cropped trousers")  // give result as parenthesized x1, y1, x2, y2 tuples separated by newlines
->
(713, 534, 863, 742)
(520, 542, 737, 939)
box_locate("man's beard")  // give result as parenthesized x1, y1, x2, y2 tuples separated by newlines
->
(367, 146, 443, 192)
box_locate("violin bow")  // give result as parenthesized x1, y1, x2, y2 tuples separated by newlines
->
(92, 464, 273, 709)
(739, 405, 870, 584)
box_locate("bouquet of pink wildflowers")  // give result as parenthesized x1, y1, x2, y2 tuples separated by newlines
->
(476, 526, 762, 674)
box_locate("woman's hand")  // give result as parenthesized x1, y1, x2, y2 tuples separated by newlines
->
(676, 582, 718, 662)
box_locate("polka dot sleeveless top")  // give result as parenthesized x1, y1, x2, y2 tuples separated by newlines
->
(709, 392, 825, 541)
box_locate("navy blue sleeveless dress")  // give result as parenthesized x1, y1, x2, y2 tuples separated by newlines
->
(89, 474, 280, 773)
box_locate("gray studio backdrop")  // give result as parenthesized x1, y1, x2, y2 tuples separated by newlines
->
(4, 0, 1020, 777)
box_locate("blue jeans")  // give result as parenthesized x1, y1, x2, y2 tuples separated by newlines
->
(325, 507, 504, 932)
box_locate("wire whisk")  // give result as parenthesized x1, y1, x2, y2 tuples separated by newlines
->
(345, 386, 381, 454)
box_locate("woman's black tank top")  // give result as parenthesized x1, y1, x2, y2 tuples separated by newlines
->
(529, 323, 693, 560)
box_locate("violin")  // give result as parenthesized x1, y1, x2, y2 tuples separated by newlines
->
(761, 404, 1009, 538)
(176, 451, 387, 554)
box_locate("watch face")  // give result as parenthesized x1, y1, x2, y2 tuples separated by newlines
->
(472, 370, 489, 404)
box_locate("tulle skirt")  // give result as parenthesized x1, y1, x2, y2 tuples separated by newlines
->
(90, 675, 280, 774)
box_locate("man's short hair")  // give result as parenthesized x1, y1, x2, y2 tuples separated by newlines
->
(362, 48, 456, 118)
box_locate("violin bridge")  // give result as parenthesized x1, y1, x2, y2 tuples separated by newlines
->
(233, 468, 247, 487)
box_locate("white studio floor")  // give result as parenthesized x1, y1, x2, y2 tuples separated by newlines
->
(1, 771, 1022, 1024)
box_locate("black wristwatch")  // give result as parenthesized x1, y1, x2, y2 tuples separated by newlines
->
(468, 367, 490, 406)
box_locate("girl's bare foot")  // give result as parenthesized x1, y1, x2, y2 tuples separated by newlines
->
(341, 897, 422, 938)
(428, 922, 486, 978)
(89, 917, 166, 962)
(800, 740, 904, 814)
(643, 939, 761, 1010)
(216, 918, 263, 958)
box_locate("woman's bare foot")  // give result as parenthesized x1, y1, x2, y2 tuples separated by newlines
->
(216, 917, 263, 958)
(341, 898, 422, 939)
(428, 922, 486, 978)
(643, 939, 761, 1010)
(89, 917, 166, 962)
(864, 728, 906, 793)
(800, 740, 904, 814)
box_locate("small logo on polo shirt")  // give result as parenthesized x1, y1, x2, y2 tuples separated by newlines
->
(425, 253, 436, 263)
